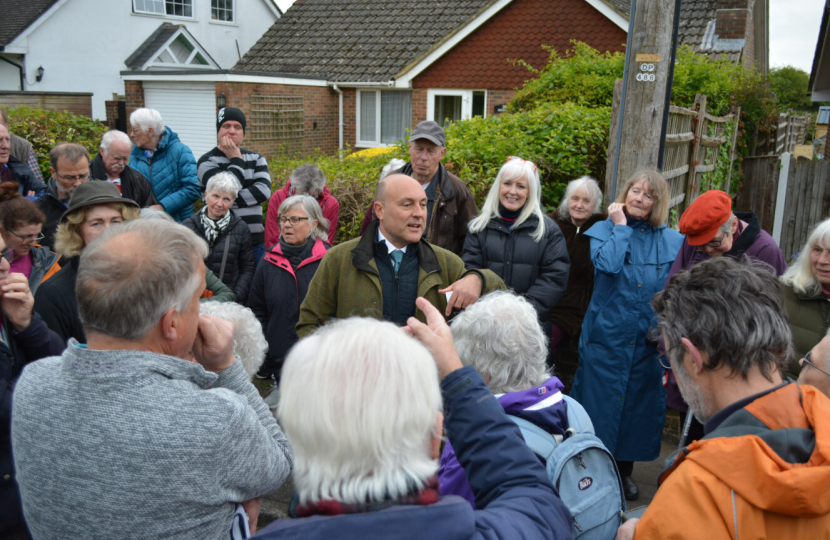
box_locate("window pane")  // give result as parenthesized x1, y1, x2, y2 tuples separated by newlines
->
(166, 0, 192, 17)
(135, 0, 165, 14)
(380, 91, 412, 145)
(434, 95, 462, 128)
(360, 91, 377, 142)
(472, 91, 485, 118)
(212, 0, 234, 21)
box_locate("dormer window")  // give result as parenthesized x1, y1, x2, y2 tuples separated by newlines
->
(133, 0, 193, 18)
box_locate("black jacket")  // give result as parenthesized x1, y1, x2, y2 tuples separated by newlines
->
(33, 256, 85, 344)
(0, 313, 64, 537)
(89, 154, 158, 208)
(247, 239, 328, 373)
(6, 155, 46, 198)
(35, 179, 68, 251)
(183, 210, 255, 304)
(462, 214, 570, 323)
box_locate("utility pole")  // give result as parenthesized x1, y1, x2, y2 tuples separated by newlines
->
(608, 0, 678, 200)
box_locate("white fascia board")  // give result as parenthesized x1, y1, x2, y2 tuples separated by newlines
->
(1, 46, 27, 55)
(122, 72, 329, 86)
(394, 0, 513, 88)
(6, 0, 72, 50)
(813, 89, 830, 102)
(140, 27, 221, 71)
(583, 0, 629, 32)
(261, 0, 282, 18)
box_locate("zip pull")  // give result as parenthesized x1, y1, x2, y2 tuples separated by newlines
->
(573, 518, 583, 533)
(577, 453, 587, 469)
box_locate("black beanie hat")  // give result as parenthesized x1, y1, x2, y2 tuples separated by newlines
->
(217, 107, 246, 132)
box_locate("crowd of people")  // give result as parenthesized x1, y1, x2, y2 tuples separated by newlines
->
(0, 107, 829, 540)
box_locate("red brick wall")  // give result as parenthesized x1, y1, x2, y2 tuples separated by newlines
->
(715, 0, 749, 41)
(412, 0, 627, 90)
(124, 80, 144, 118)
(215, 82, 341, 158)
(412, 88, 427, 127)
(0, 92, 93, 118)
(487, 90, 517, 116)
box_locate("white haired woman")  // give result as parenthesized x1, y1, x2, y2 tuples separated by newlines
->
(265, 164, 339, 247)
(247, 195, 330, 381)
(462, 157, 570, 343)
(569, 170, 682, 501)
(438, 291, 569, 506)
(183, 171, 255, 304)
(781, 217, 830, 372)
(547, 176, 606, 382)
(198, 301, 267, 381)
(128, 108, 201, 223)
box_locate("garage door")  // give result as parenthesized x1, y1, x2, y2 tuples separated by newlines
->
(144, 82, 216, 160)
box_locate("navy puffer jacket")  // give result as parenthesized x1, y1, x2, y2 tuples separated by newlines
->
(462, 214, 570, 322)
(129, 127, 201, 223)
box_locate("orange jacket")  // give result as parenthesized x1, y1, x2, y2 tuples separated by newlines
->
(635, 383, 830, 539)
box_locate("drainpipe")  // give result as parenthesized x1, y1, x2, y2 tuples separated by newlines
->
(331, 83, 344, 155)
(0, 56, 25, 91)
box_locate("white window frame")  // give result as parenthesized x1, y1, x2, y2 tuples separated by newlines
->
(426, 89, 488, 124)
(356, 89, 412, 148)
(133, 0, 194, 19)
(141, 28, 220, 70)
(210, 0, 235, 24)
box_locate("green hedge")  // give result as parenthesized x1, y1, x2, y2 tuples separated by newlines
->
(6, 106, 109, 179)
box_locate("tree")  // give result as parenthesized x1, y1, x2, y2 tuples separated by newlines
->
(769, 66, 814, 112)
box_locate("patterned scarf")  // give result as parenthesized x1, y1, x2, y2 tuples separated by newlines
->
(199, 206, 232, 247)
(290, 477, 440, 518)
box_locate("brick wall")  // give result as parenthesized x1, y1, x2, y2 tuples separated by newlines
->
(0, 91, 93, 118)
(412, 88, 427, 126)
(412, 0, 626, 90)
(715, 0, 750, 41)
(124, 80, 145, 120)
(487, 90, 517, 116)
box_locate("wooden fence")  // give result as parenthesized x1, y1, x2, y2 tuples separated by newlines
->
(735, 154, 830, 262)
(606, 92, 740, 216)
(751, 111, 812, 156)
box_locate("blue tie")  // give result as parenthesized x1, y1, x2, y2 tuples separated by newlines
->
(390, 250, 403, 273)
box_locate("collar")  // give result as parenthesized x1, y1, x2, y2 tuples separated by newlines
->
(353, 220, 440, 275)
(703, 380, 790, 435)
(376, 227, 407, 254)
(726, 212, 761, 257)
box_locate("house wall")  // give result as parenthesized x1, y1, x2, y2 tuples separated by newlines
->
(2, 0, 278, 119)
(412, 0, 627, 91)
(0, 54, 24, 91)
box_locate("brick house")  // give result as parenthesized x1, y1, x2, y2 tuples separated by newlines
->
(124, 0, 768, 159)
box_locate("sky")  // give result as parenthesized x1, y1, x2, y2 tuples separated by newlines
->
(770, 0, 824, 72)
(272, 0, 823, 74)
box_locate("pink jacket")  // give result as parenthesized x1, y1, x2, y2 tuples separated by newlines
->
(264, 180, 339, 247)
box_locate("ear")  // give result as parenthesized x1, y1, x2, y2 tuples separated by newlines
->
(147, 127, 155, 139)
(160, 307, 180, 343)
(730, 215, 739, 234)
(681, 337, 706, 375)
(373, 199, 384, 221)
(438, 147, 447, 159)
(429, 412, 444, 460)
(50, 167, 56, 179)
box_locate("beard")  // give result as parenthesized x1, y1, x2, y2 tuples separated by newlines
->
(674, 361, 715, 424)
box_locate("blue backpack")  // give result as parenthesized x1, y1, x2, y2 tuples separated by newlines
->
(510, 395, 625, 540)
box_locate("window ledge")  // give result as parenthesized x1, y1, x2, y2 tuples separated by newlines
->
(131, 12, 197, 22)
(209, 19, 237, 27)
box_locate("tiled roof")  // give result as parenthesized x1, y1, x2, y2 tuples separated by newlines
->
(124, 24, 183, 70)
(0, 0, 60, 46)
(678, 0, 742, 63)
(234, 0, 499, 81)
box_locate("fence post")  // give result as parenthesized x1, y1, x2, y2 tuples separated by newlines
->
(726, 106, 741, 196)
(772, 152, 791, 246)
(683, 94, 706, 211)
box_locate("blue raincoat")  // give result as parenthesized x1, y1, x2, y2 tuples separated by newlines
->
(570, 218, 682, 462)
(129, 127, 200, 223)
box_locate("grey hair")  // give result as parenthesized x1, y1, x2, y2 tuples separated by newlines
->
(205, 171, 240, 200)
(290, 164, 327, 195)
(76, 219, 208, 340)
(129, 108, 165, 136)
(278, 194, 329, 242)
(557, 176, 603, 219)
(140, 207, 174, 221)
(653, 256, 792, 381)
(100, 130, 132, 154)
(380, 158, 406, 181)
(199, 302, 267, 380)
(718, 214, 735, 235)
(450, 291, 550, 394)
(781, 217, 830, 295)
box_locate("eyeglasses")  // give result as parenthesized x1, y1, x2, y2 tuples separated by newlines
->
(279, 216, 310, 226)
(0, 248, 13, 264)
(800, 351, 830, 379)
(8, 229, 44, 244)
(659, 342, 684, 370)
(700, 230, 729, 250)
(56, 171, 90, 183)
(507, 156, 538, 174)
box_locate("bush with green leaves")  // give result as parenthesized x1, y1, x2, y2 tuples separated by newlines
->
(6, 106, 109, 179)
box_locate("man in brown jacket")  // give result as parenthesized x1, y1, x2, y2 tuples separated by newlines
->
(358, 121, 478, 256)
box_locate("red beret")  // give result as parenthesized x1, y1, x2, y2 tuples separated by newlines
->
(678, 190, 733, 246)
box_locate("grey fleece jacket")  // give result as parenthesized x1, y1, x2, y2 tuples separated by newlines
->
(11, 342, 293, 540)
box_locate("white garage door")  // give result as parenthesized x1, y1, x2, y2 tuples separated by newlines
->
(144, 82, 216, 160)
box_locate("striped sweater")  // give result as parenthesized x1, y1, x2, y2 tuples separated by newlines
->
(197, 147, 272, 245)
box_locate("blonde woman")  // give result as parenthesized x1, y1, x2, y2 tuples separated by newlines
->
(33, 181, 139, 343)
(569, 170, 683, 501)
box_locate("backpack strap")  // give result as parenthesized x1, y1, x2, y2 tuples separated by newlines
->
(562, 395, 595, 435)
(509, 415, 563, 461)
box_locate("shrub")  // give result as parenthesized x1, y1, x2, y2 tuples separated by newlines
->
(6, 107, 109, 179)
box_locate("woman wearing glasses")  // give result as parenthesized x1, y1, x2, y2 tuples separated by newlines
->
(183, 172, 255, 305)
(247, 195, 330, 381)
(0, 182, 60, 296)
(570, 170, 682, 502)
(462, 157, 570, 346)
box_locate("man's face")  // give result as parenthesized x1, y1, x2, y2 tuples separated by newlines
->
(798, 335, 830, 398)
(408, 140, 446, 184)
(670, 341, 717, 423)
(699, 217, 737, 257)
(218, 120, 244, 147)
(50, 156, 90, 199)
(101, 139, 132, 178)
(375, 175, 427, 249)
(0, 125, 10, 165)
